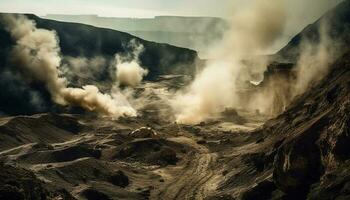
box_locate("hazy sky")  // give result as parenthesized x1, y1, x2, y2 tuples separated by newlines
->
(0, 0, 343, 45)
(0, 0, 342, 19)
(0, 0, 234, 17)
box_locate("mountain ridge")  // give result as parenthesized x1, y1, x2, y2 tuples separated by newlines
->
(0, 13, 200, 115)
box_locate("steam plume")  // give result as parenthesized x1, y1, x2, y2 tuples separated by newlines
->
(2, 14, 136, 118)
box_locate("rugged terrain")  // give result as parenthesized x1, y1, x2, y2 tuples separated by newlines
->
(0, 48, 348, 199)
(0, 1, 350, 200)
(0, 75, 266, 200)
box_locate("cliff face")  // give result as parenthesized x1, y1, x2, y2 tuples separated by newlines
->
(276, 51, 349, 198)
(238, 50, 350, 199)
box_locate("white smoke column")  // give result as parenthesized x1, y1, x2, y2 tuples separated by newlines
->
(173, 0, 287, 124)
(116, 57, 148, 87)
(115, 41, 148, 87)
(2, 14, 67, 104)
(172, 60, 238, 124)
(2, 14, 136, 118)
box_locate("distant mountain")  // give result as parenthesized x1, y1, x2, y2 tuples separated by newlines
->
(0, 13, 199, 115)
(275, 0, 350, 62)
(43, 15, 228, 54)
(0, 14, 199, 77)
(262, 0, 350, 91)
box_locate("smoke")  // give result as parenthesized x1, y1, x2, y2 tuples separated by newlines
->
(245, 71, 294, 116)
(115, 41, 148, 87)
(293, 22, 336, 96)
(2, 14, 67, 104)
(171, 1, 341, 124)
(234, 20, 338, 118)
(1, 3, 340, 123)
(61, 42, 148, 88)
(2, 14, 137, 118)
(61, 85, 136, 117)
(116, 60, 148, 87)
(61, 56, 108, 83)
(172, 0, 287, 124)
(172, 60, 238, 124)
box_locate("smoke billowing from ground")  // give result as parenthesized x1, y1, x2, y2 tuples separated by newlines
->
(248, 21, 338, 116)
(61, 85, 136, 117)
(172, 60, 239, 124)
(115, 41, 148, 87)
(0, 4, 339, 124)
(172, 0, 287, 124)
(116, 61, 148, 87)
(2, 14, 67, 104)
(171, 0, 341, 124)
(1, 14, 137, 118)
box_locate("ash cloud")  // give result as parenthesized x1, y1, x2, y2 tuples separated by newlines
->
(1, 14, 137, 118)
(0, 0, 342, 123)
(170, 0, 343, 124)
(172, 0, 287, 124)
(252, 20, 341, 116)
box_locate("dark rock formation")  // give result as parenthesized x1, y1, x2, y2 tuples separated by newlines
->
(115, 138, 181, 166)
(241, 180, 277, 200)
(0, 162, 75, 200)
(109, 170, 129, 188)
(276, 0, 350, 62)
(80, 188, 111, 200)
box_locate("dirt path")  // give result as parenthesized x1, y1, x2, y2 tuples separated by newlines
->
(154, 137, 220, 200)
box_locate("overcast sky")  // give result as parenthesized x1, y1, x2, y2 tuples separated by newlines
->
(0, 0, 342, 18)
(0, 0, 233, 17)
(0, 0, 343, 43)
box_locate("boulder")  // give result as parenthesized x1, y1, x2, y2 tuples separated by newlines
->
(108, 170, 129, 188)
(129, 127, 157, 138)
